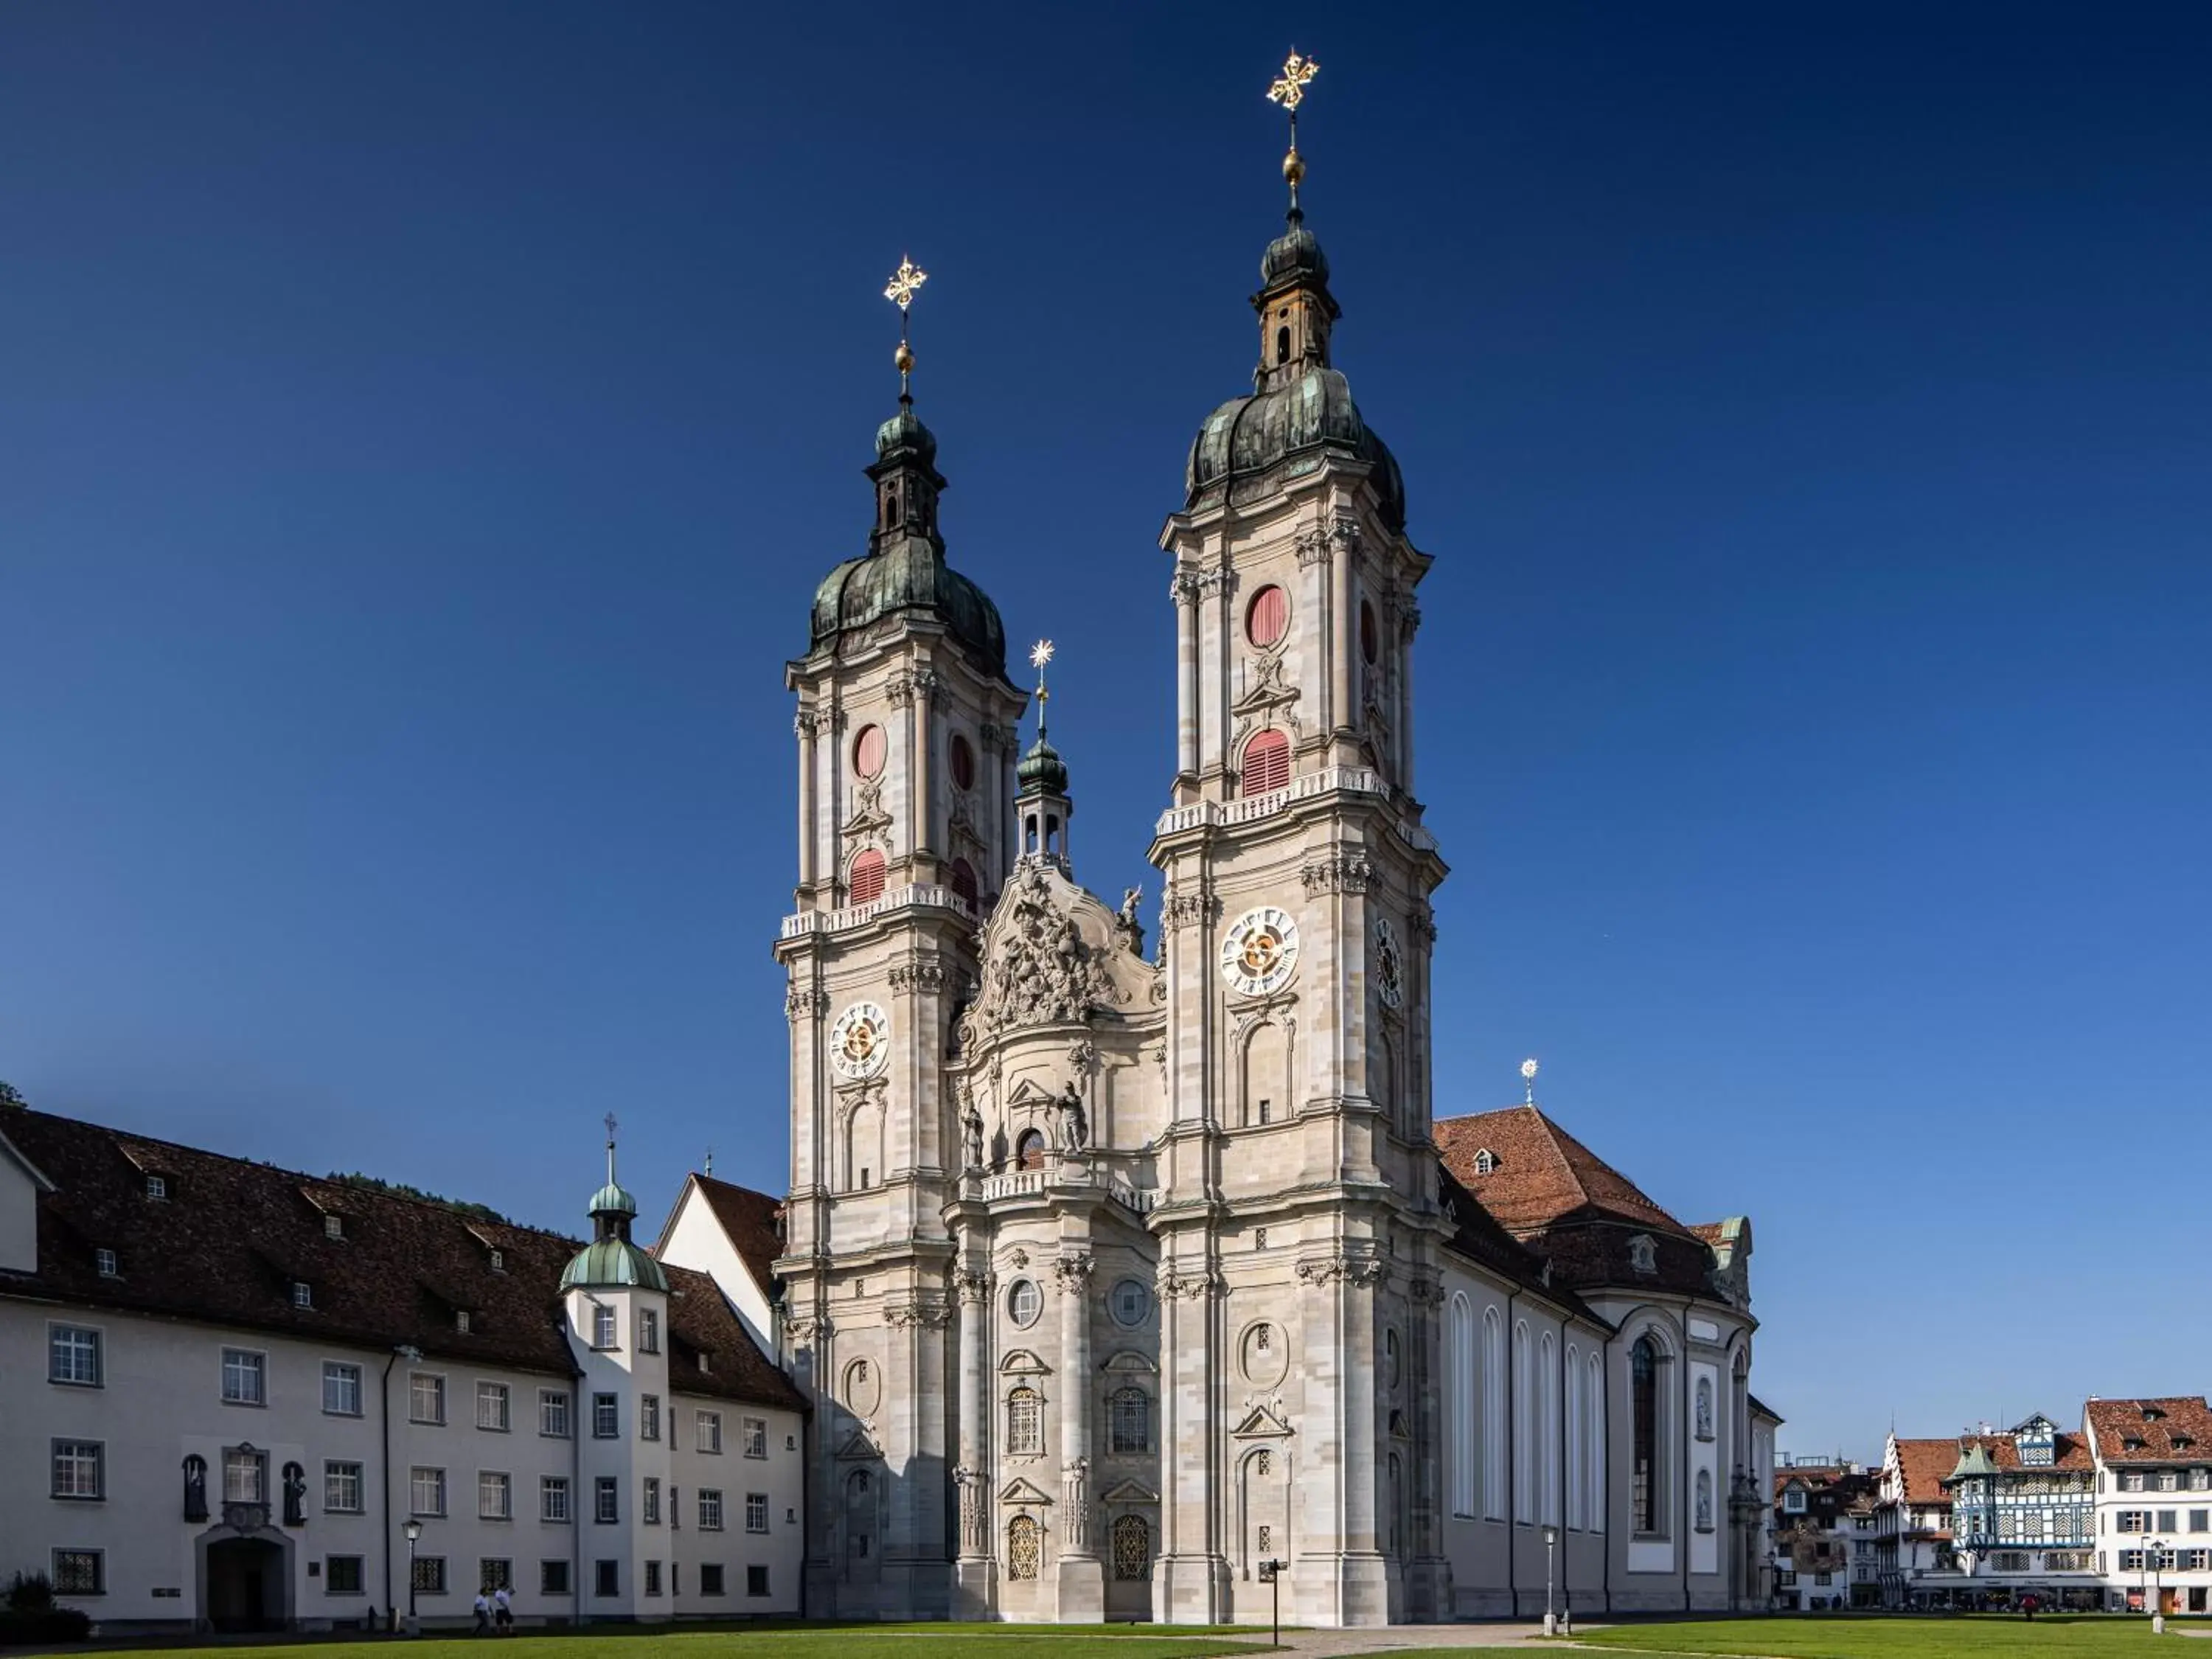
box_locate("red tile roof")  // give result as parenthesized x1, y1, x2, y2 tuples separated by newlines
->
(1891, 1438, 1964, 1505)
(2085, 1397, 2212, 1464)
(1950, 1430, 2095, 1474)
(0, 1104, 802, 1411)
(685, 1173, 786, 1295)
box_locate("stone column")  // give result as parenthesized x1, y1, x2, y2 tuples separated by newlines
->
(1298, 524, 1332, 733)
(1157, 1262, 1226, 1624)
(1404, 1273, 1453, 1621)
(1329, 522, 1353, 744)
(953, 1267, 996, 1617)
(1293, 1251, 1388, 1627)
(912, 669, 936, 869)
(1054, 1252, 1102, 1617)
(1173, 569, 1200, 787)
(796, 710, 819, 892)
(1396, 595, 1419, 798)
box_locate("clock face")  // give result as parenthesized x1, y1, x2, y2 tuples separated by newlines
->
(1373, 916, 1405, 1010)
(830, 1001, 889, 1079)
(1220, 906, 1300, 997)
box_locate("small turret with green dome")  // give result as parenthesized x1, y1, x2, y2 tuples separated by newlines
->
(558, 1115, 669, 1294)
(1012, 639, 1074, 867)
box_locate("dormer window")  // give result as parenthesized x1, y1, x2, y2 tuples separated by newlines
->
(324, 1214, 343, 1241)
(1628, 1234, 1658, 1276)
(291, 1281, 313, 1309)
(698, 1352, 711, 1374)
(2143, 1406, 2167, 1422)
(146, 1175, 167, 1200)
(455, 1310, 471, 1334)
(1472, 1148, 1497, 1176)
(95, 1248, 119, 1278)
(489, 1248, 504, 1272)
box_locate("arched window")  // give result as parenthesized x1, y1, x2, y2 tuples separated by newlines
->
(949, 732, 976, 791)
(1360, 599, 1380, 665)
(1586, 1352, 1605, 1533)
(949, 858, 978, 908)
(1246, 584, 1288, 647)
(1512, 1319, 1532, 1522)
(853, 723, 886, 779)
(1276, 324, 1291, 366)
(1540, 1331, 1559, 1526)
(1006, 1387, 1042, 1455)
(1482, 1307, 1506, 1520)
(1112, 1513, 1151, 1582)
(1240, 728, 1290, 796)
(1449, 1295, 1475, 1518)
(1565, 1343, 1583, 1531)
(849, 849, 886, 905)
(1015, 1129, 1046, 1172)
(1007, 1514, 1041, 1580)
(1632, 1335, 1659, 1534)
(1110, 1387, 1149, 1455)
(845, 1467, 873, 1562)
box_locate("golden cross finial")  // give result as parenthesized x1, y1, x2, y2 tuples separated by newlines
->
(883, 256, 928, 313)
(1267, 50, 1318, 112)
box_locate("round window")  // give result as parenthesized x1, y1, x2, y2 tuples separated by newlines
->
(1008, 1279, 1042, 1329)
(1360, 599, 1379, 665)
(854, 723, 887, 779)
(1247, 584, 1289, 647)
(1110, 1278, 1152, 1327)
(949, 732, 976, 791)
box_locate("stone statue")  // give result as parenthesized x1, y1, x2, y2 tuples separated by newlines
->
(1114, 886, 1145, 954)
(183, 1455, 208, 1523)
(282, 1461, 307, 1527)
(1058, 1079, 1089, 1150)
(960, 1097, 985, 1172)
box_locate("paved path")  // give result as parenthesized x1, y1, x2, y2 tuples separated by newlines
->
(1267, 1624, 1576, 1655)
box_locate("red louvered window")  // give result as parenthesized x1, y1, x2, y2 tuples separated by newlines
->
(949, 858, 978, 908)
(853, 724, 886, 779)
(849, 849, 886, 905)
(1240, 728, 1290, 796)
(1246, 585, 1288, 647)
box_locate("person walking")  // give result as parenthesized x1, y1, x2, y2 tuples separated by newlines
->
(471, 1589, 491, 1635)
(493, 1585, 513, 1635)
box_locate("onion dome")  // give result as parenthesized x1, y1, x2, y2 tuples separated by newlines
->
(1259, 220, 1329, 289)
(558, 1133, 668, 1294)
(1016, 733, 1068, 796)
(1186, 368, 1406, 532)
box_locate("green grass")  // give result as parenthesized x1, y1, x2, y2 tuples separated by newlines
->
(1578, 1613, 2168, 1659)
(77, 1631, 1270, 1659)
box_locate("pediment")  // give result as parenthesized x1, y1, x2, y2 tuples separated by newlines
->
(1231, 1404, 1294, 1439)
(998, 1477, 1054, 1505)
(1006, 1078, 1055, 1107)
(835, 1430, 881, 1461)
(1101, 1478, 1159, 1504)
(999, 1349, 1051, 1376)
(1101, 1349, 1158, 1375)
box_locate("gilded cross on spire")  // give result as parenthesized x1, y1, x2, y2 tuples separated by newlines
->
(1265, 50, 1318, 216)
(603, 1113, 619, 1184)
(883, 256, 928, 405)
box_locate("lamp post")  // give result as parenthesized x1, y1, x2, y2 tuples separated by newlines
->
(1258, 1558, 1286, 1647)
(2147, 1537, 2166, 1635)
(403, 1517, 422, 1635)
(1543, 1523, 1559, 1636)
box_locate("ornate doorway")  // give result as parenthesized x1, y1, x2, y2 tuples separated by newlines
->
(204, 1537, 285, 1632)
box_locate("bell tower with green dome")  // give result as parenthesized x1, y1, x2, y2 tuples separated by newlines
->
(775, 259, 1029, 1619)
(1147, 53, 1452, 1628)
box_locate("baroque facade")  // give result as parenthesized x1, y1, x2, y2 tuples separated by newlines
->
(766, 131, 1768, 1626)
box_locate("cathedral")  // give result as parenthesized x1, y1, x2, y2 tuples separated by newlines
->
(756, 65, 1774, 1627)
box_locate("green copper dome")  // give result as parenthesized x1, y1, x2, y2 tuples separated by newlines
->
(588, 1181, 637, 1218)
(1186, 368, 1406, 532)
(1260, 220, 1329, 289)
(1015, 734, 1068, 796)
(557, 1157, 667, 1294)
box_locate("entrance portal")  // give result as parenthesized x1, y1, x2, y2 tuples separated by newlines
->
(205, 1537, 285, 1632)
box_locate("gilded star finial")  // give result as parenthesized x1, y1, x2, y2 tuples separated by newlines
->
(1520, 1057, 1539, 1105)
(1029, 639, 1054, 733)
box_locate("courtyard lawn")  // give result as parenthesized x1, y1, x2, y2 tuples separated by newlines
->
(66, 1630, 1270, 1659)
(1574, 1613, 2171, 1659)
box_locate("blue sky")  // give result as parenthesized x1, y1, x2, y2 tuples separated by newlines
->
(3, 2, 2208, 1461)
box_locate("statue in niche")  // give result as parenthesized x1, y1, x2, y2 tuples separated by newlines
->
(960, 1096, 985, 1172)
(1057, 1079, 1089, 1150)
(182, 1455, 208, 1523)
(282, 1461, 307, 1527)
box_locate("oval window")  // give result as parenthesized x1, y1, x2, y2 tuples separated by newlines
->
(1110, 1279, 1152, 1327)
(854, 724, 887, 779)
(1360, 600, 1379, 666)
(949, 732, 976, 791)
(1008, 1279, 1043, 1329)
(1247, 584, 1288, 647)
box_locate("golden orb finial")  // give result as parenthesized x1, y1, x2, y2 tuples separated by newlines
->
(894, 339, 914, 375)
(1283, 147, 1306, 187)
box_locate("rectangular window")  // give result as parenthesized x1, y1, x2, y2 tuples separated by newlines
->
(594, 1477, 619, 1524)
(477, 1382, 510, 1432)
(2192, 1509, 2210, 1533)
(594, 1560, 619, 1599)
(2161, 1472, 2182, 1492)
(698, 1411, 723, 1454)
(147, 1175, 167, 1200)
(325, 1461, 365, 1514)
(641, 1393, 661, 1441)
(698, 1489, 723, 1531)
(2124, 1472, 2147, 1492)
(51, 1551, 103, 1596)
(51, 1441, 103, 1500)
(326, 1555, 365, 1596)
(700, 1563, 724, 1596)
(644, 1559, 662, 1597)
(479, 1558, 512, 1594)
(224, 1447, 266, 1503)
(410, 1467, 448, 1517)
(221, 1348, 266, 1405)
(539, 1389, 570, 1438)
(322, 1361, 363, 1416)
(745, 1492, 768, 1534)
(642, 1477, 661, 1526)
(292, 1281, 313, 1309)
(593, 1393, 618, 1439)
(324, 1213, 344, 1240)
(639, 1308, 660, 1353)
(742, 1415, 768, 1458)
(49, 1326, 102, 1387)
(2159, 1509, 2180, 1532)
(540, 1476, 570, 1523)
(479, 1471, 512, 1520)
(95, 1248, 118, 1277)
(2120, 1510, 2149, 1532)
(540, 1559, 570, 1596)
(411, 1372, 446, 1425)
(591, 1305, 616, 1348)
(2182, 1550, 2209, 1571)
(746, 1565, 768, 1599)
(411, 1557, 448, 1596)
(2194, 1470, 2211, 1492)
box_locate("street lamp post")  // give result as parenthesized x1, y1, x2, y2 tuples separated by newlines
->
(1543, 1523, 1559, 1636)
(403, 1517, 422, 1635)
(1258, 1558, 1286, 1647)
(2147, 1538, 2166, 1635)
